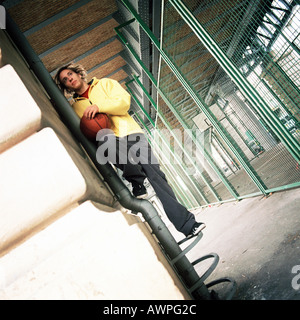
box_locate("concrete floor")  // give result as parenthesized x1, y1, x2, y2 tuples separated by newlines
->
(166, 187, 300, 300)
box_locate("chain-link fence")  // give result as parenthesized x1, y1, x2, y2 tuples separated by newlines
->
(154, 0, 300, 207)
(117, 0, 300, 208)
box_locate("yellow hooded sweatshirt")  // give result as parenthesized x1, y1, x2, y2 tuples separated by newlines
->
(72, 77, 143, 137)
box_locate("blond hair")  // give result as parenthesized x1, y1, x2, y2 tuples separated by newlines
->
(54, 62, 87, 95)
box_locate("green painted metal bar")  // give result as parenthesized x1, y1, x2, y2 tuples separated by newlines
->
(265, 181, 300, 193)
(134, 112, 188, 207)
(211, 134, 237, 176)
(117, 39, 236, 203)
(128, 84, 204, 207)
(251, 57, 300, 119)
(115, 18, 237, 201)
(126, 80, 156, 127)
(169, 0, 300, 163)
(132, 75, 213, 204)
(240, 35, 300, 124)
(119, 0, 268, 196)
(132, 112, 191, 208)
(211, 132, 240, 170)
(136, 118, 199, 209)
(215, 101, 256, 157)
(158, 159, 195, 208)
(133, 107, 194, 209)
(133, 112, 195, 208)
(200, 191, 262, 209)
(132, 76, 222, 203)
(159, 161, 194, 208)
(202, 178, 300, 209)
(115, 24, 222, 202)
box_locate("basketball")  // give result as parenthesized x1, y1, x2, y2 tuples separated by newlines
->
(80, 113, 111, 140)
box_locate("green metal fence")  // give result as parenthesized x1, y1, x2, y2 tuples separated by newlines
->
(117, 0, 300, 209)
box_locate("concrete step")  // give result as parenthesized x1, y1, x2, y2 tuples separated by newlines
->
(0, 127, 87, 256)
(0, 64, 41, 153)
(0, 201, 186, 300)
(0, 64, 116, 256)
(0, 51, 187, 299)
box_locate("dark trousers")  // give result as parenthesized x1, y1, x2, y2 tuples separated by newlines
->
(97, 132, 196, 236)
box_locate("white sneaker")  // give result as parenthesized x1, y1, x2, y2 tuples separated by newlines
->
(187, 222, 206, 238)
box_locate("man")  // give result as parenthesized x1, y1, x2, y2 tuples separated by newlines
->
(54, 63, 205, 238)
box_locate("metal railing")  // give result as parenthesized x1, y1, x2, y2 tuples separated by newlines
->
(116, 0, 300, 209)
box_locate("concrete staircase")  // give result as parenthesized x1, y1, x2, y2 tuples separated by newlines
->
(0, 58, 187, 299)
